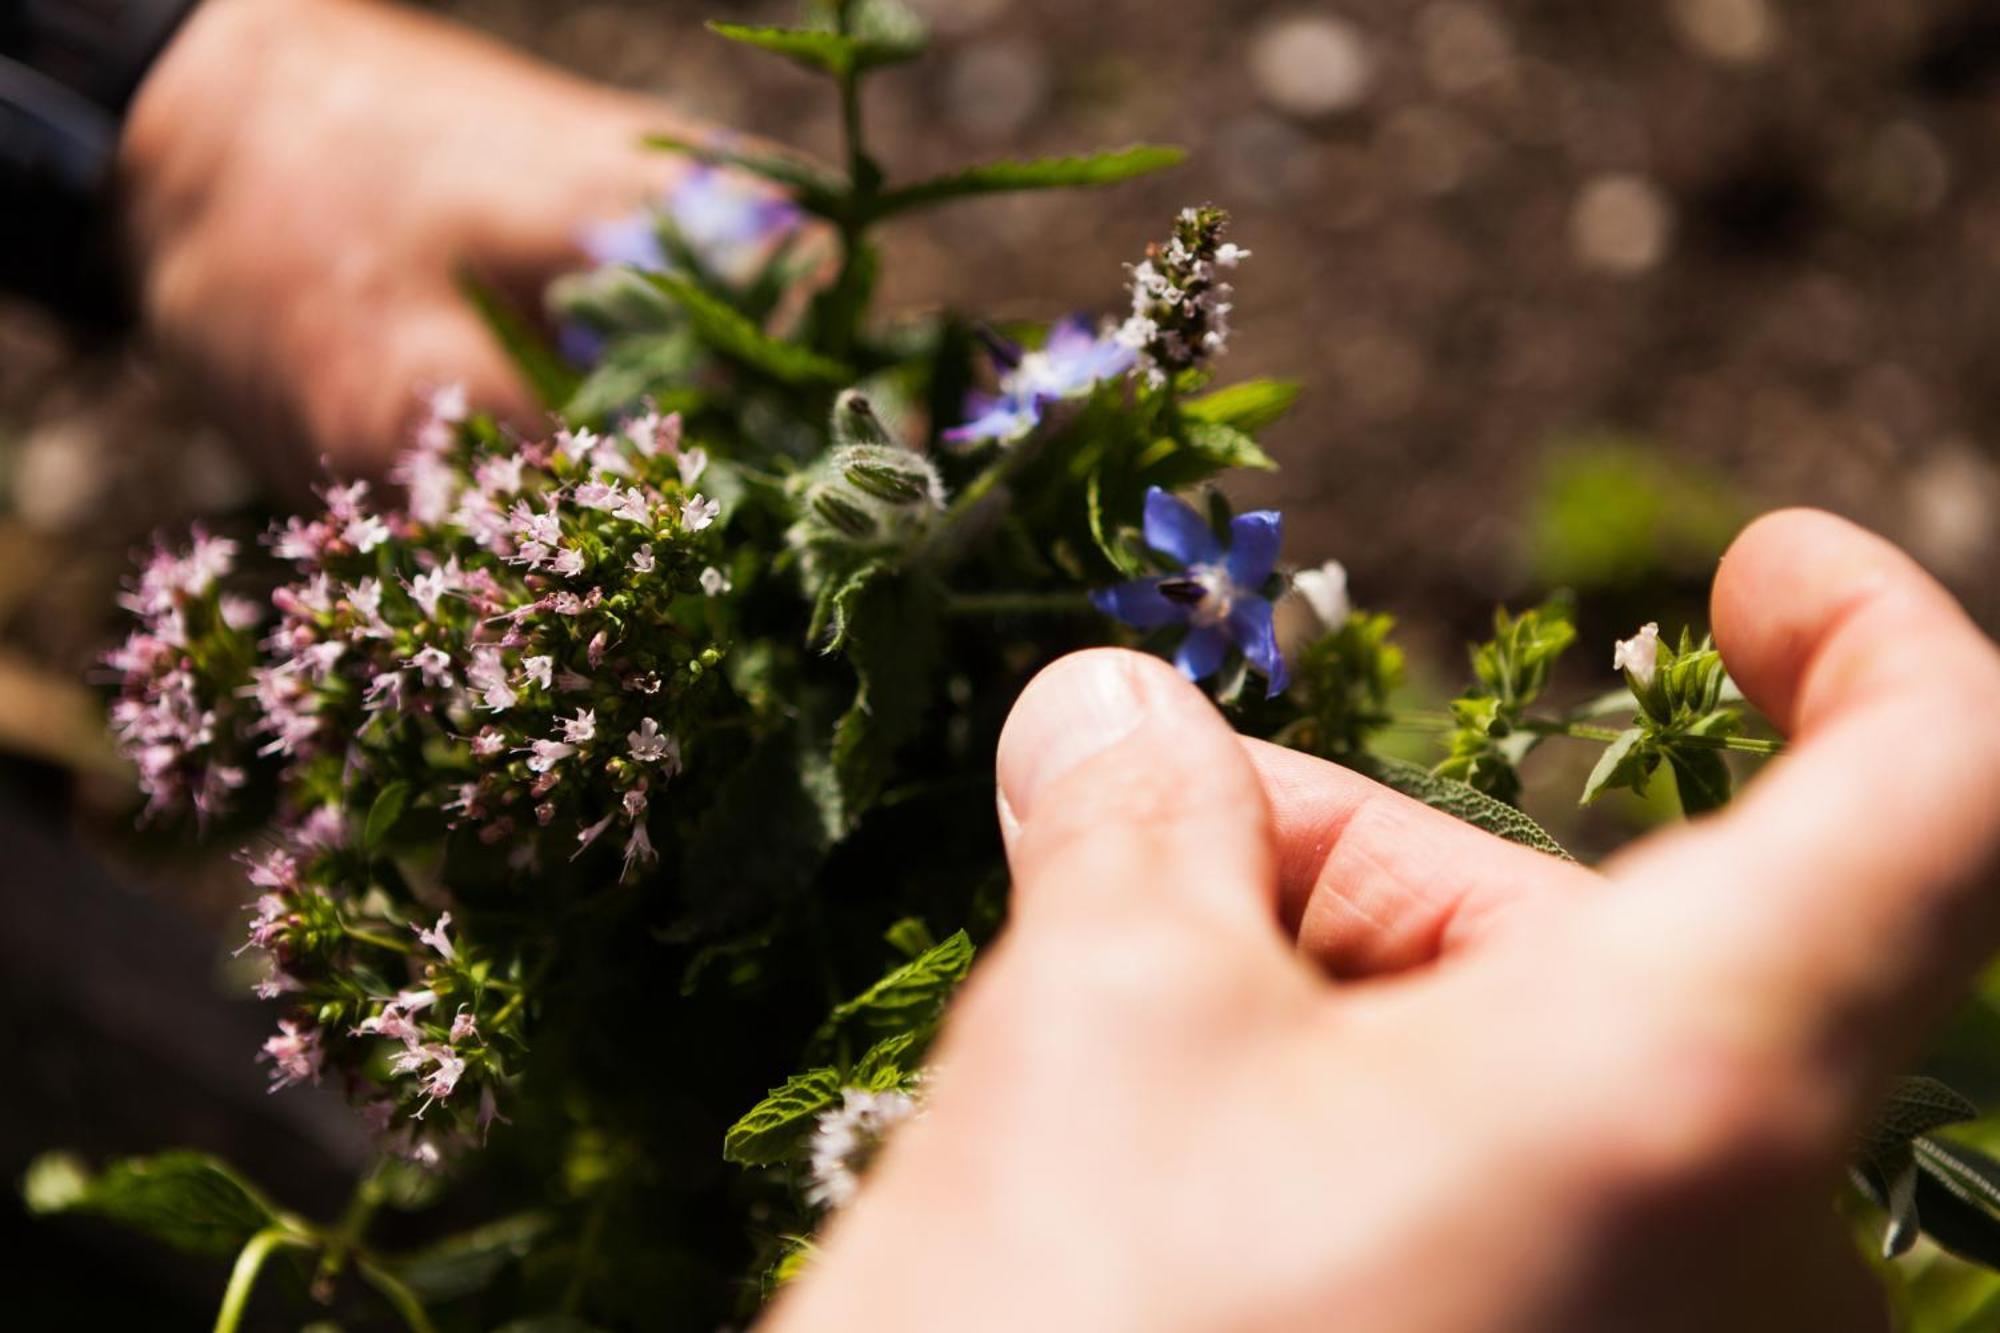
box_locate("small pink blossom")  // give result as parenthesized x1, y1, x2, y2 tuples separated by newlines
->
(261, 1019, 324, 1092)
(626, 718, 680, 768)
(677, 447, 708, 487)
(700, 566, 732, 597)
(414, 912, 456, 962)
(680, 494, 720, 532)
(526, 738, 576, 774)
(631, 545, 656, 574)
(559, 710, 597, 744)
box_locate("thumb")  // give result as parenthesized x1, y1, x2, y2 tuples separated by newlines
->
(995, 649, 1285, 955)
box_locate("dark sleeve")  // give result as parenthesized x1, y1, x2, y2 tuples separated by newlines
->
(0, 0, 203, 324)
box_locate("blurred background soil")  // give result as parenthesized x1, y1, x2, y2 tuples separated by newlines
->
(6, 1, 2000, 1323)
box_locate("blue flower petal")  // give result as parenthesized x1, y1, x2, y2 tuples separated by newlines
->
(1142, 488, 1222, 568)
(944, 393, 1039, 444)
(1226, 510, 1283, 589)
(1175, 625, 1231, 681)
(581, 213, 669, 271)
(1229, 598, 1289, 697)
(1090, 578, 1189, 630)
(558, 320, 608, 369)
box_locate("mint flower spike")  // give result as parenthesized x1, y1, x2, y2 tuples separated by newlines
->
(1091, 486, 1289, 697)
(943, 315, 1135, 445)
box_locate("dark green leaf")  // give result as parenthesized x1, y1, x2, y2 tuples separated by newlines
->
(1181, 379, 1302, 434)
(869, 145, 1186, 220)
(389, 1213, 553, 1302)
(811, 930, 974, 1059)
(564, 333, 706, 423)
(1346, 754, 1574, 861)
(723, 1068, 843, 1165)
(1581, 727, 1652, 806)
(641, 271, 851, 386)
(643, 134, 847, 216)
(828, 570, 944, 821)
(677, 728, 840, 936)
(23, 1152, 285, 1258)
(1665, 744, 1732, 816)
(457, 270, 581, 409)
(363, 781, 411, 853)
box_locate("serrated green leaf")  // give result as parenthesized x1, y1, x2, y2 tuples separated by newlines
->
(363, 780, 411, 853)
(1345, 754, 1574, 860)
(641, 271, 851, 385)
(24, 1151, 286, 1258)
(811, 930, 974, 1060)
(389, 1212, 552, 1303)
(643, 134, 848, 216)
(1665, 744, 1732, 816)
(1862, 1078, 1981, 1157)
(458, 269, 581, 409)
(1182, 379, 1302, 434)
(723, 1068, 843, 1166)
(852, 1029, 927, 1087)
(869, 145, 1186, 220)
(1581, 727, 1652, 805)
(707, 19, 925, 78)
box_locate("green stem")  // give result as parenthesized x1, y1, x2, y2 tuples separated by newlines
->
(921, 439, 1041, 565)
(944, 590, 1093, 617)
(356, 1255, 438, 1333)
(344, 925, 415, 956)
(313, 1164, 386, 1301)
(213, 1227, 314, 1333)
(1526, 718, 1783, 756)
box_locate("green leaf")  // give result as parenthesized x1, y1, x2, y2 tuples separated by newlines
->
(643, 134, 847, 216)
(869, 145, 1186, 220)
(389, 1212, 553, 1303)
(1664, 743, 1732, 816)
(1863, 1078, 1982, 1156)
(1581, 727, 1653, 805)
(677, 727, 840, 936)
(1905, 1136, 2000, 1269)
(564, 333, 706, 423)
(1345, 754, 1574, 861)
(1181, 379, 1302, 434)
(883, 916, 936, 958)
(363, 780, 411, 853)
(852, 1029, 927, 1087)
(828, 570, 944, 822)
(811, 930, 974, 1059)
(707, 17, 925, 78)
(723, 1068, 843, 1166)
(457, 269, 581, 409)
(24, 1152, 286, 1258)
(641, 271, 851, 386)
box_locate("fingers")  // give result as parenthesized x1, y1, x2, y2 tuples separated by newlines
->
(1609, 509, 2000, 1093)
(1245, 739, 1598, 976)
(995, 649, 1287, 956)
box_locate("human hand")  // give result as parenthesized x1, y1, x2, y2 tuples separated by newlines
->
(116, 0, 734, 488)
(766, 508, 2000, 1333)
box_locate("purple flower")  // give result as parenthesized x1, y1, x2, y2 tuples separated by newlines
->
(580, 165, 800, 283)
(1090, 487, 1289, 697)
(944, 316, 1136, 445)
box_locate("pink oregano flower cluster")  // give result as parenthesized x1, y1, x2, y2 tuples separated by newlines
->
(109, 386, 734, 1164)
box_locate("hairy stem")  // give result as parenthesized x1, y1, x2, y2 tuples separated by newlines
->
(356, 1255, 439, 1333)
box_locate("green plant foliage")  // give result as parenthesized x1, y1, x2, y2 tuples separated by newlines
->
(24, 1152, 288, 1258)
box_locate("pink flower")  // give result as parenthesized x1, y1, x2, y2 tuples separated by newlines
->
(343, 513, 391, 554)
(526, 738, 575, 773)
(521, 655, 553, 691)
(680, 494, 720, 532)
(677, 447, 708, 488)
(467, 647, 518, 712)
(630, 545, 656, 574)
(261, 1019, 324, 1092)
(410, 646, 454, 688)
(626, 718, 680, 768)
(414, 912, 456, 962)
(622, 823, 657, 878)
(450, 1009, 478, 1044)
(550, 547, 587, 579)
(475, 454, 526, 498)
(559, 709, 596, 744)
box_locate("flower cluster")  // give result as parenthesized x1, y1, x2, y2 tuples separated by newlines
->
(945, 316, 1134, 446)
(105, 529, 262, 821)
(1117, 205, 1247, 388)
(805, 1086, 923, 1210)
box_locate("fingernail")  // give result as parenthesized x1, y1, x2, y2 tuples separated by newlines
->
(998, 651, 1153, 822)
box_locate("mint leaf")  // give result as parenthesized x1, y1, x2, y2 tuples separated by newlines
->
(827, 569, 943, 822)
(707, 18, 925, 77)
(1182, 379, 1302, 434)
(389, 1212, 553, 1303)
(24, 1152, 287, 1258)
(643, 134, 847, 216)
(869, 145, 1186, 220)
(363, 780, 411, 854)
(1664, 743, 1732, 816)
(641, 271, 851, 386)
(810, 930, 974, 1060)
(723, 1068, 843, 1166)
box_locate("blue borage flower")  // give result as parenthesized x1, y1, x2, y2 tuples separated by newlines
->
(581, 163, 802, 280)
(1091, 486, 1289, 697)
(943, 315, 1136, 445)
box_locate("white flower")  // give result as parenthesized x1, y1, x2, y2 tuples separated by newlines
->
(700, 565, 732, 597)
(612, 490, 654, 526)
(1291, 561, 1351, 633)
(806, 1088, 922, 1209)
(559, 709, 597, 745)
(574, 480, 621, 510)
(521, 655, 553, 691)
(680, 494, 720, 532)
(626, 718, 680, 768)
(475, 455, 526, 498)
(1613, 622, 1661, 688)
(343, 514, 391, 554)
(467, 647, 518, 712)
(410, 645, 454, 688)
(550, 546, 587, 579)
(677, 447, 709, 487)
(631, 545, 656, 574)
